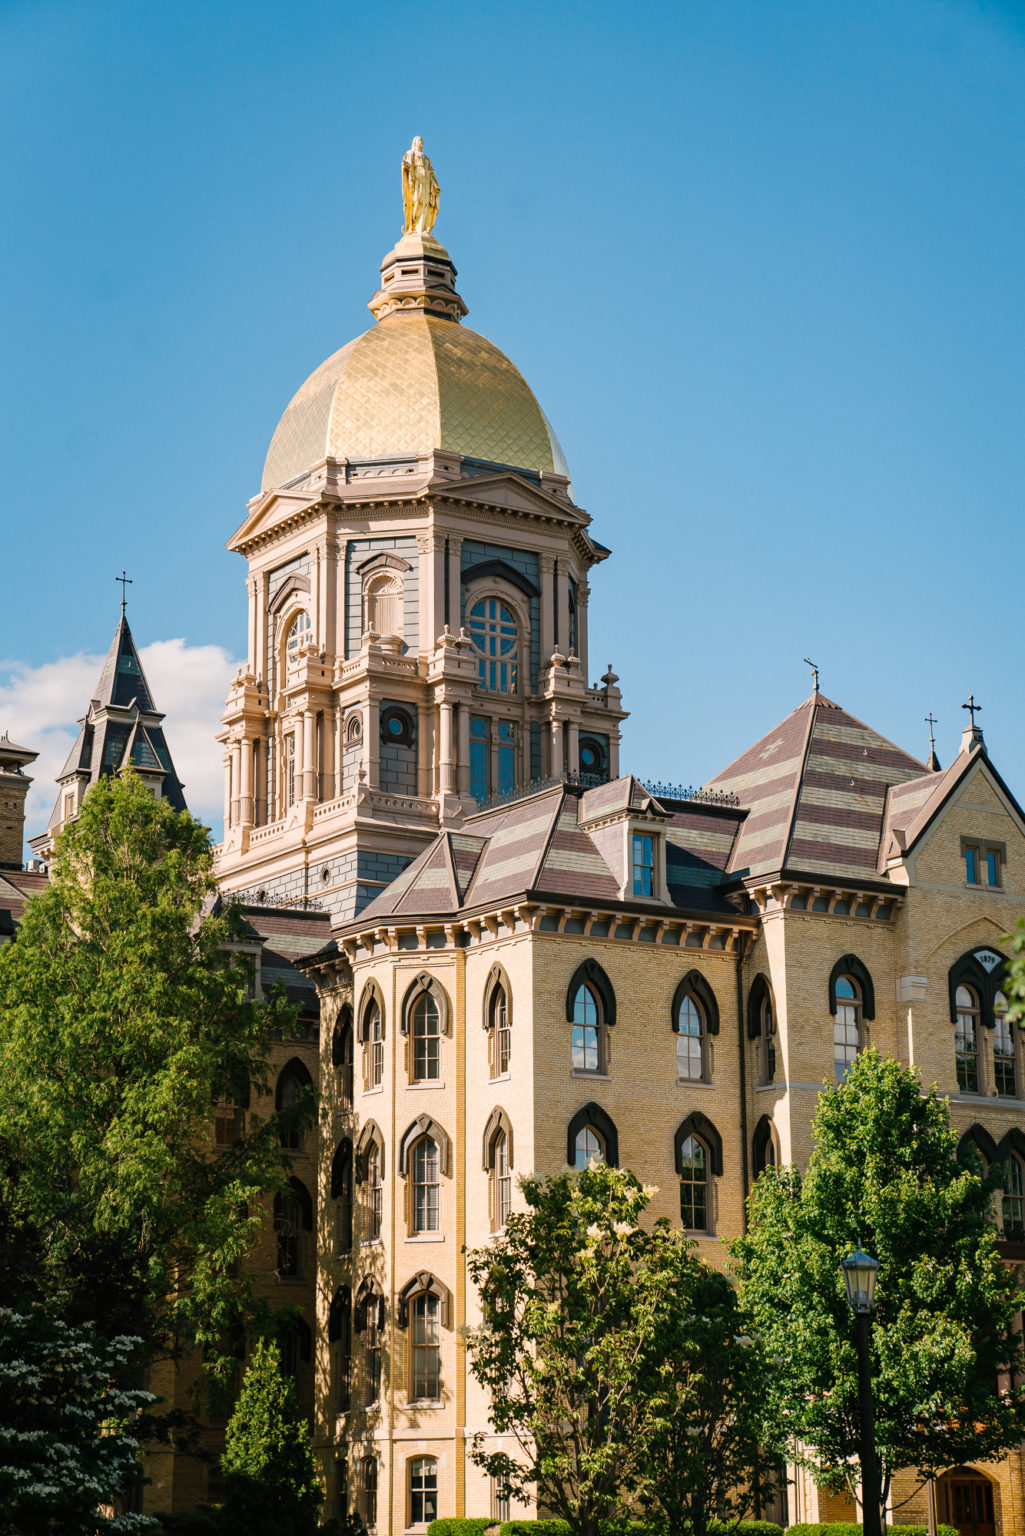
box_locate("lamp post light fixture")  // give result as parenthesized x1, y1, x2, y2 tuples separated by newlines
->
(842, 1244, 883, 1536)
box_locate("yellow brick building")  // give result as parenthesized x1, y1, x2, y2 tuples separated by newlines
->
(195, 141, 1025, 1536)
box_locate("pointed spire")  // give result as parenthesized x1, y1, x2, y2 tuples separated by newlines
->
(93, 615, 156, 713)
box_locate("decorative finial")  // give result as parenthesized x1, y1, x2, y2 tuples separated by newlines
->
(925, 712, 941, 772)
(401, 136, 440, 235)
(115, 569, 133, 617)
(962, 694, 981, 729)
(803, 656, 819, 694)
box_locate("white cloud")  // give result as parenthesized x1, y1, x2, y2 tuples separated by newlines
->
(0, 638, 241, 847)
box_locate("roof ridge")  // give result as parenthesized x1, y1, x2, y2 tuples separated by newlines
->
(778, 689, 821, 874)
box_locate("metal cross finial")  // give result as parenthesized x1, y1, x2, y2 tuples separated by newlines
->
(925, 712, 938, 752)
(962, 694, 982, 729)
(115, 569, 133, 616)
(803, 656, 819, 693)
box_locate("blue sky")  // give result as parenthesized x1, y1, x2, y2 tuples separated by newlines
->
(2, 0, 1023, 836)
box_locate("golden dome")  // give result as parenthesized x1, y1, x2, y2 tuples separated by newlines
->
(261, 234, 569, 492)
(262, 314, 568, 492)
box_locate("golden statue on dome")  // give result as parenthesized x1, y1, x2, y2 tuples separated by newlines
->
(402, 136, 440, 235)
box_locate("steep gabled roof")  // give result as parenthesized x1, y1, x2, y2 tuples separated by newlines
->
(94, 617, 156, 711)
(879, 742, 1025, 866)
(707, 692, 927, 882)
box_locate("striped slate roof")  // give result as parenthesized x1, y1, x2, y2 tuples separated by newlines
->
(708, 692, 927, 882)
(354, 780, 738, 924)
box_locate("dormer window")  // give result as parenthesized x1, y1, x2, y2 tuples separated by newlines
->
(632, 833, 655, 896)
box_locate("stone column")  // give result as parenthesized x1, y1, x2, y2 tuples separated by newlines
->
(447, 537, 463, 632)
(239, 738, 255, 826)
(222, 752, 232, 834)
(247, 577, 259, 673)
(550, 717, 564, 777)
(229, 740, 242, 827)
(567, 721, 580, 776)
(292, 714, 304, 807)
(439, 702, 454, 794)
(456, 704, 470, 797)
(366, 698, 380, 789)
(576, 581, 590, 673)
(556, 568, 570, 658)
(256, 571, 270, 681)
(539, 554, 556, 661)
(302, 709, 317, 801)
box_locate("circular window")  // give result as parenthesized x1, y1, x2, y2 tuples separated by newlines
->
(256, 889, 267, 904)
(380, 708, 414, 747)
(579, 735, 608, 780)
(321, 867, 331, 885)
(345, 714, 362, 744)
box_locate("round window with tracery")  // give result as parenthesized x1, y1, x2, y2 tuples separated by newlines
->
(468, 599, 518, 694)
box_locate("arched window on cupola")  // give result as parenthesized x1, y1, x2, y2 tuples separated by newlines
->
(468, 597, 519, 693)
(285, 609, 312, 668)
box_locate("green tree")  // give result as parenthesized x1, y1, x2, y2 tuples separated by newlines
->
(638, 1242, 785, 1536)
(1004, 918, 1025, 1024)
(733, 1049, 1025, 1519)
(466, 1162, 772, 1536)
(0, 770, 312, 1372)
(219, 1339, 321, 1536)
(0, 1304, 154, 1536)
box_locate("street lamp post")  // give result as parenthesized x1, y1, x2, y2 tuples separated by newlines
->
(842, 1244, 883, 1536)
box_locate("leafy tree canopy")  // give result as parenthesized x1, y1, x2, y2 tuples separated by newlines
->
(0, 770, 313, 1370)
(0, 1305, 154, 1536)
(733, 1049, 1025, 1513)
(219, 1339, 321, 1536)
(466, 1162, 775, 1536)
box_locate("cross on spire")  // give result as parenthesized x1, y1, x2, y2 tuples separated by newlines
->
(803, 657, 819, 694)
(115, 569, 133, 616)
(962, 694, 982, 729)
(925, 712, 938, 751)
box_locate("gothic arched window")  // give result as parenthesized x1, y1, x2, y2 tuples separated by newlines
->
(410, 993, 441, 1083)
(573, 1124, 604, 1169)
(571, 984, 603, 1073)
(468, 597, 518, 693)
(833, 976, 862, 1083)
(331, 1140, 354, 1255)
(994, 992, 1017, 1099)
(411, 1136, 440, 1233)
(1003, 1155, 1025, 1239)
(675, 991, 707, 1082)
(488, 979, 511, 1078)
(955, 984, 981, 1094)
(678, 1135, 709, 1231)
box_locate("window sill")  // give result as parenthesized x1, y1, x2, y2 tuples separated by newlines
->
(405, 1233, 445, 1243)
(360, 1236, 384, 1250)
(406, 1398, 443, 1409)
(755, 1081, 783, 1092)
(490, 1072, 511, 1084)
(677, 1076, 714, 1089)
(363, 1085, 384, 1096)
(408, 1080, 446, 1090)
(571, 1069, 610, 1080)
(275, 1275, 307, 1286)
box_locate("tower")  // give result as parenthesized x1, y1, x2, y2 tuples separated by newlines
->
(29, 609, 186, 859)
(213, 145, 627, 920)
(0, 733, 38, 869)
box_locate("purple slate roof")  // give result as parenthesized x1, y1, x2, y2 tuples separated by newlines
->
(707, 692, 928, 882)
(354, 780, 738, 925)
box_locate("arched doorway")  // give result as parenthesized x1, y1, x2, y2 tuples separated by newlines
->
(938, 1467, 997, 1536)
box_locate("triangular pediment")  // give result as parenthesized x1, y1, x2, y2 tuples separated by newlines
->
(883, 749, 1025, 867)
(432, 471, 588, 523)
(228, 488, 326, 551)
